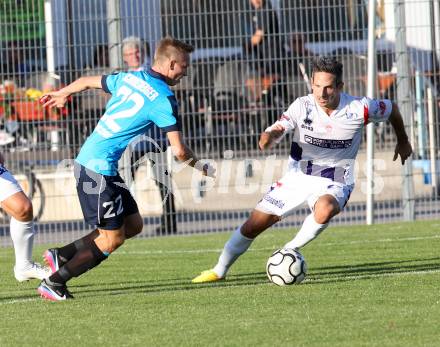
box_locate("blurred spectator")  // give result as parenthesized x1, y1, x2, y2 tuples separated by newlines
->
(0, 41, 37, 150)
(281, 32, 313, 101)
(76, 44, 112, 144)
(0, 41, 32, 87)
(122, 36, 177, 235)
(243, 0, 287, 125)
(92, 44, 110, 69)
(286, 33, 314, 77)
(245, 0, 283, 76)
(122, 36, 151, 71)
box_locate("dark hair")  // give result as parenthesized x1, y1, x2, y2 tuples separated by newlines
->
(312, 56, 343, 84)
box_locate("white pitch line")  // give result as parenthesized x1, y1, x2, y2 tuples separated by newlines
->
(0, 298, 39, 305)
(115, 234, 440, 255)
(1, 267, 440, 305)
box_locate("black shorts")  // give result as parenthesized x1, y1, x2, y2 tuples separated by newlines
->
(74, 162, 139, 230)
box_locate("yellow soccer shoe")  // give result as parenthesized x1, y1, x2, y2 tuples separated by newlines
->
(192, 270, 223, 283)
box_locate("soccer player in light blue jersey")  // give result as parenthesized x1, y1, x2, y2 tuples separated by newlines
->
(37, 37, 213, 300)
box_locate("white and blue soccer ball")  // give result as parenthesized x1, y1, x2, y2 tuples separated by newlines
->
(266, 248, 307, 286)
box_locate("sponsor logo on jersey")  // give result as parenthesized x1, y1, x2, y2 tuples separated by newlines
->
(302, 105, 314, 131)
(301, 124, 313, 131)
(301, 100, 314, 128)
(303, 108, 313, 124)
(345, 112, 355, 119)
(304, 135, 352, 149)
(303, 116, 313, 125)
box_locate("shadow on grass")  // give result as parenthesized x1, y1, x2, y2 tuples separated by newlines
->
(308, 256, 440, 284)
(75, 272, 269, 298)
(71, 256, 440, 298)
(2, 257, 439, 302)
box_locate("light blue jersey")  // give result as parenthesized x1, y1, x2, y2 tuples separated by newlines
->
(76, 68, 180, 175)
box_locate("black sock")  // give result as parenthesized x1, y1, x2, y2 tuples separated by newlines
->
(49, 239, 108, 284)
(57, 229, 99, 263)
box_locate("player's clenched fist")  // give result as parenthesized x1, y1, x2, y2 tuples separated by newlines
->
(259, 123, 285, 150)
(39, 92, 68, 109)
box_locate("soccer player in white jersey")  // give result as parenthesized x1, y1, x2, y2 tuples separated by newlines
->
(0, 152, 51, 281)
(192, 56, 413, 283)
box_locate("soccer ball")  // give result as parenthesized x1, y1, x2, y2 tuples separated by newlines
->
(266, 248, 307, 286)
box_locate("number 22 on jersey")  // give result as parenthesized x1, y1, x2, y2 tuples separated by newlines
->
(96, 85, 144, 138)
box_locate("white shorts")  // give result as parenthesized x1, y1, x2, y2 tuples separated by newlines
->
(255, 170, 354, 218)
(0, 165, 23, 203)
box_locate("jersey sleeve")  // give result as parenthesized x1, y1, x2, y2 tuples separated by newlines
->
(264, 99, 299, 144)
(265, 99, 298, 132)
(362, 97, 392, 124)
(101, 72, 125, 94)
(152, 95, 181, 132)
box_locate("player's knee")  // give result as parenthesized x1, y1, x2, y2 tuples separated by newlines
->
(314, 200, 339, 224)
(110, 233, 125, 252)
(241, 212, 280, 238)
(15, 199, 33, 222)
(100, 231, 125, 254)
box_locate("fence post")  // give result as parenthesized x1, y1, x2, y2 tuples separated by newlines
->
(394, 0, 415, 221)
(107, 0, 132, 188)
(366, 0, 377, 225)
(107, 0, 122, 70)
(415, 71, 427, 159)
(427, 87, 439, 195)
(44, 0, 55, 76)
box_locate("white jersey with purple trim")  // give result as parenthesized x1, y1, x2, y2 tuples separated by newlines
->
(269, 92, 392, 184)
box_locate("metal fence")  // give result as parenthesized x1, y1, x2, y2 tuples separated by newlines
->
(0, 0, 439, 246)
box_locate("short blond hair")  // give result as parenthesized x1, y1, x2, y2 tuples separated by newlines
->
(153, 37, 194, 63)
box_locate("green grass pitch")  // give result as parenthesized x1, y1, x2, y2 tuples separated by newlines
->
(1, 220, 439, 346)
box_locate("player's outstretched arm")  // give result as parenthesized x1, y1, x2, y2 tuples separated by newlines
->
(389, 102, 413, 165)
(259, 124, 285, 150)
(166, 131, 215, 177)
(40, 75, 103, 109)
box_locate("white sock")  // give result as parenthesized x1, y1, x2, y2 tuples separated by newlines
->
(213, 226, 254, 278)
(10, 218, 34, 269)
(284, 214, 328, 250)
